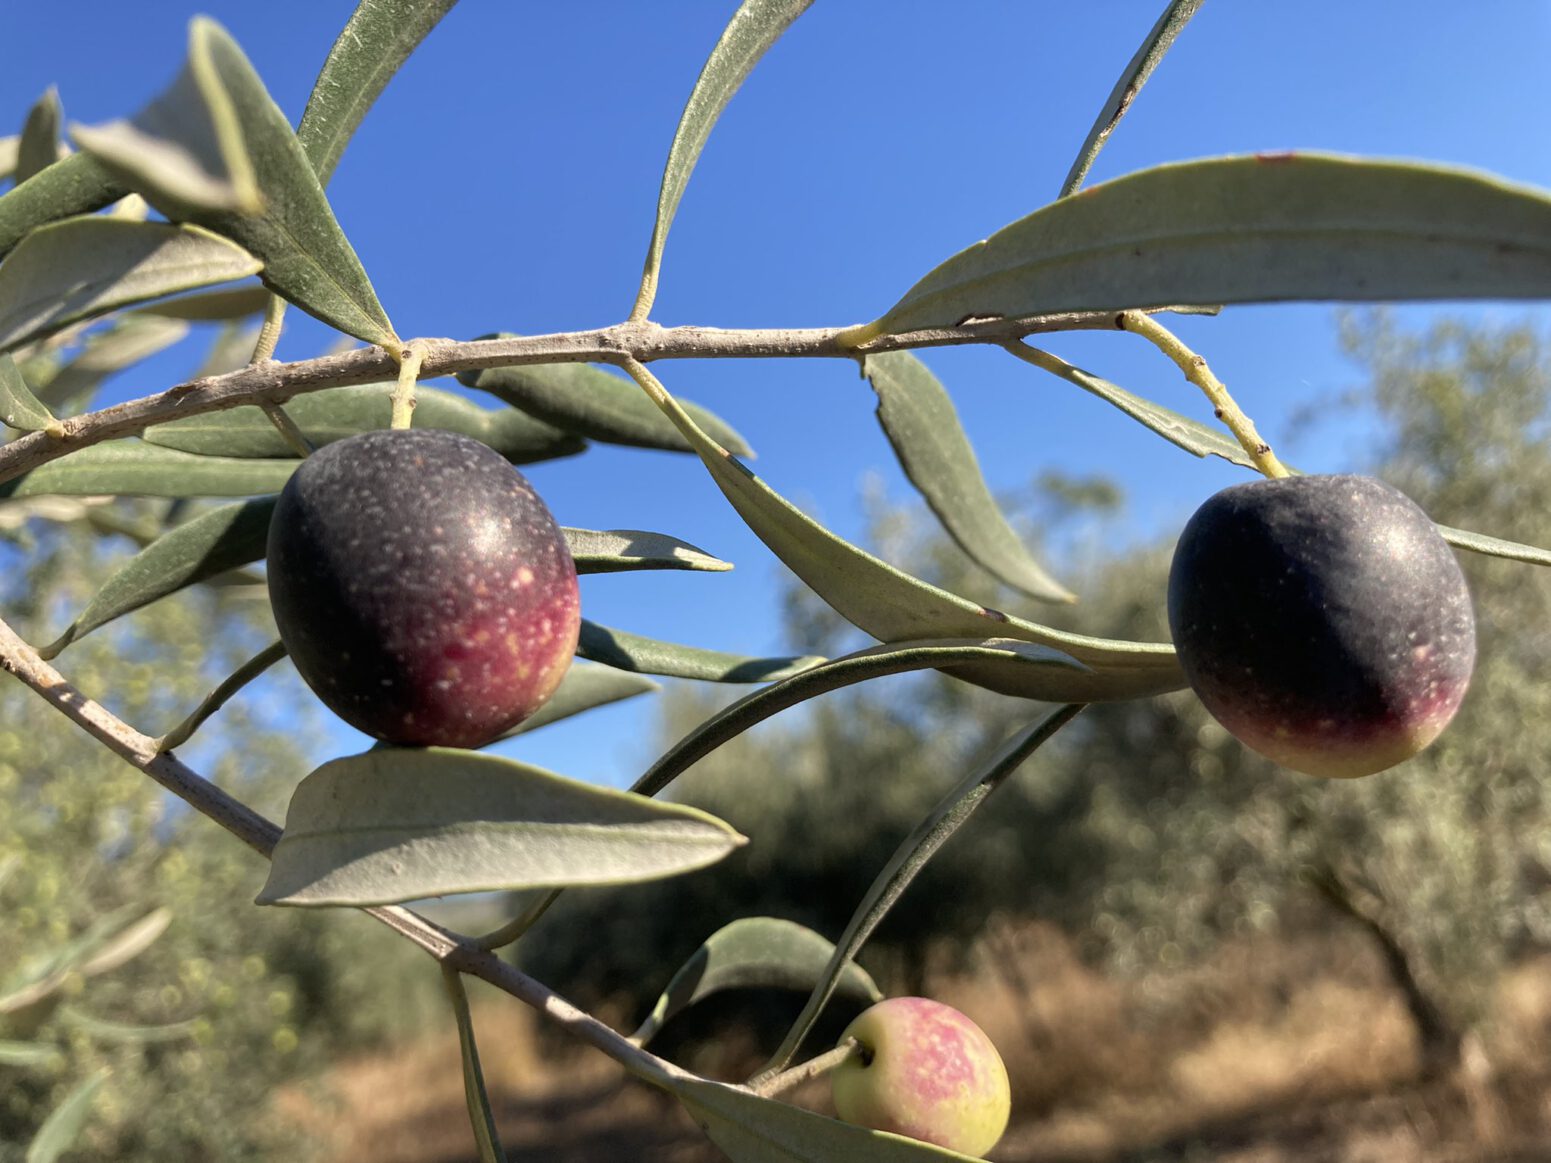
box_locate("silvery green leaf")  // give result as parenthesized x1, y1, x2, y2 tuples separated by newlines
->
(0, 442, 296, 499)
(463, 359, 752, 456)
(1060, 0, 1205, 197)
(0, 153, 126, 260)
(631, 917, 883, 1047)
(16, 88, 64, 186)
(75, 18, 397, 346)
(563, 527, 731, 574)
(865, 351, 1074, 603)
(144, 383, 585, 464)
(0, 354, 56, 432)
(863, 155, 1551, 339)
(0, 218, 260, 353)
(25, 1070, 107, 1163)
(258, 747, 746, 907)
(496, 662, 659, 739)
(37, 316, 189, 412)
(634, 371, 1183, 701)
(674, 1078, 982, 1163)
(634, 0, 814, 315)
(578, 619, 823, 683)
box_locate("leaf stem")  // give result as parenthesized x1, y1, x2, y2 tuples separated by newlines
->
(1119, 310, 1289, 478)
(155, 639, 287, 754)
(748, 1039, 858, 1099)
(249, 295, 286, 363)
(390, 341, 426, 430)
(258, 401, 314, 456)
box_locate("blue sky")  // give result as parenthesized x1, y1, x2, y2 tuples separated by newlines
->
(6, 3, 1551, 787)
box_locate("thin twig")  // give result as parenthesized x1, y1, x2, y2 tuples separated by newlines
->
(1119, 310, 1289, 478)
(258, 401, 315, 457)
(0, 311, 1145, 487)
(749, 1039, 858, 1099)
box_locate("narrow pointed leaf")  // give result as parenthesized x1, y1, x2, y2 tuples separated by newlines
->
(75, 907, 172, 977)
(675, 1078, 982, 1163)
(71, 32, 261, 214)
(564, 527, 731, 574)
(1017, 347, 1551, 569)
(497, 662, 659, 739)
(634, 638, 1085, 801)
(0, 442, 297, 499)
(16, 89, 64, 186)
(578, 619, 823, 683)
(57, 1007, 198, 1045)
(258, 747, 747, 907)
(191, 322, 263, 378)
(462, 359, 752, 456)
(0, 353, 57, 432)
(634, 0, 814, 315)
(77, 18, 398, 346)
(298, 0, 461, 186)
(444, 969, 509, 1163)
(47, 496, 277, 653)
(0, 153, 127, 260)
(37, 316, 189, 411)
(157, 640, 287, 752)
(25, 1070, 107, 1163)
(632, 918, 883, 1047)
(0, 1041, 63, 1069)
(631, 368, 1182, 700)
(759, 706, 1083, 1079)
(865, 352, 1074, 603)
(0, 218, 260, 353)
(1060, 0, 1204, 197)
(130, 283, 271, 320)
(863, 154, 1551, 339)
(144, 383, 585, 464)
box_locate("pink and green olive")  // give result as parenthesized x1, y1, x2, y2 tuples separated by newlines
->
(1167, 474, 1475, 778)
(831, 997, 1010, 1157)
(267, 428, 579, 748)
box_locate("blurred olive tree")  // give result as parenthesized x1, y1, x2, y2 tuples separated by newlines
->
(0, 513, 438, 1160)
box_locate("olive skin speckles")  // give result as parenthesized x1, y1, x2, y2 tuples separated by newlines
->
(1167, 474, 1475, 779)
(266, 428, 580, 748)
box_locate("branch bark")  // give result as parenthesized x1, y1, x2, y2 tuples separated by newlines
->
(0, 310, 1135, 487)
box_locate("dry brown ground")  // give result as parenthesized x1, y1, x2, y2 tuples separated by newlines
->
(279, 924, 1551, 1163)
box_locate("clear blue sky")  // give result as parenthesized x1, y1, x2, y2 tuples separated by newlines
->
(7, 3, 1551, 787)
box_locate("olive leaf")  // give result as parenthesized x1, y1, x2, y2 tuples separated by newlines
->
(129, 283, 271, 321)
(444, 969, 509, 1163)
(673, 1078, 983, 1163)
(297, 0, 462, 186)
(16, 88, 64, 186)
(578, 619, 824, 683)
(496, 662, 659, 740)
(0, 354, 57, 432)
(628, 364, 1183, 701)
(462, 358, 752, 457)
(633, 0, 815, 316)
(258, 747, 747, 907)
(74, 18, 398, 347)
(1059, 0, 1205, 197)
(858, 154, 1551, 340)
(564, 527, 731, 573)
(0, 442, 297, 500)
(1012, 345, 1551, 568)
(25, 1070, 108, 1163)
(631, 918, 884, 1047)
(0, 218, 261, 354)
(37, 316, 189, 412)
(865, 351, 1075, 603)
(144, 383, 585, 465)
(41, 495, 278, 656)
(0, 153, 126, 260)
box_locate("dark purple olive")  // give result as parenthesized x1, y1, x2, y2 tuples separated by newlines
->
(267, 428, 580, 747)
(1167, 474, 1475, 778)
